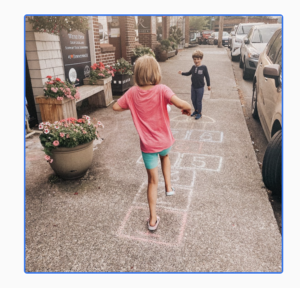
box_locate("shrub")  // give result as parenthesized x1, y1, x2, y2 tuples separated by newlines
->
(132, 46, 155, 58)
(113, 58, 133, 75)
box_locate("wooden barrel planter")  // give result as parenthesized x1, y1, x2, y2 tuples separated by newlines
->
(35, 96, 77, 123)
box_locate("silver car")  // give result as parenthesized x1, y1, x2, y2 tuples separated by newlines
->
(240, 24, 281, 79)
(252, 27, 282, 197)
(231, 22, 264, 61)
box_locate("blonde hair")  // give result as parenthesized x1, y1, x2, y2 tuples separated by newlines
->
(192, 50, 204, 59)
(134, 55, 161, 86)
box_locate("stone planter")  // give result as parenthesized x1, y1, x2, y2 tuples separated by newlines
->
(83, 76, 113, 107)
(49, 141, 94, 180)
(167, 50, 176, 58)
(35, 96, 77, 123)
(112, 74, 133, 93)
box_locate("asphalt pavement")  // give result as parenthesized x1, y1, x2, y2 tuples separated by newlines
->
(25, 46, 282, 272)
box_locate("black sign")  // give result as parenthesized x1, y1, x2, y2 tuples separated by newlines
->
(60, 29, 91, 86)
(138, 16, 151, 33)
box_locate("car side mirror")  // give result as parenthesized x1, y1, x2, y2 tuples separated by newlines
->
(244, 38, 249, 44)
(263, 64, 281, 87)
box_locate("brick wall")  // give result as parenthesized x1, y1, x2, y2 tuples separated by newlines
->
(25, 17, 64, 122)
(91, 16, 116, 66)
(125, 16, 136, 61)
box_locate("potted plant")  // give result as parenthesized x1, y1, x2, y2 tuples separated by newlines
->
(35, 76, 80, 123)
(39, 115, 104, 179)
(111, 58, 134, 93)
(83, 62, 114, 106)
(154, 44, 168, 62)
(83, 62, 114, 85)
(131, 46, 155, 64)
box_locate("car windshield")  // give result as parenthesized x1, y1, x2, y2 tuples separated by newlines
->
(237, 25, 253, 35)
(252, 27, 279, 43)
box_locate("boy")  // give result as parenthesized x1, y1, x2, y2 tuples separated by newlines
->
(178, 50, 211, 119)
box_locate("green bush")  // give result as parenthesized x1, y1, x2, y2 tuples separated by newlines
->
(132, 46, 155, 58)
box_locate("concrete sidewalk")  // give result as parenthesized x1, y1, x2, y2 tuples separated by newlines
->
(25, 47, 282, 272)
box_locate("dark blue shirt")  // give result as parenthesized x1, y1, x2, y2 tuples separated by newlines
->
(182, 65, 210, 88)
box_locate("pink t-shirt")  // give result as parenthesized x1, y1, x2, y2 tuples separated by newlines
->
(117, 84, 175, 153)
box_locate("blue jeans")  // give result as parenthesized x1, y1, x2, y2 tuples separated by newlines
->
(191, 86, 204, 114)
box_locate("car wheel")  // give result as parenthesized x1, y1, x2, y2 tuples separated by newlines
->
(242, 59, 252, 79)
(239, 55, 244, 68)
(262, 130, 282, 199)
(251, 82, 259, 119)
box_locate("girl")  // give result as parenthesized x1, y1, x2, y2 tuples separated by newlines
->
(113, 55, 191, 231)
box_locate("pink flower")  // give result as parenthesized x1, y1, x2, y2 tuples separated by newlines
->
(53, 140, 59, 146)
(82, 130, 87, 134)
(55, 125, 59, 129)
(50, 159, 53, 163)
(39, 124, 44, 129)
(97, 121, 104, 128)
(44, 128, 50, 134)
(44, 155, 50, 161)
(60, 132, 65, 137)
(66, 134, 70, 138)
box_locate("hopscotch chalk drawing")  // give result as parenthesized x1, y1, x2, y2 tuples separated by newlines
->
(118, 114, 224, 246)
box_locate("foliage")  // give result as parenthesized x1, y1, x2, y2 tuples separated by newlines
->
(189, 16, 211, 31)
(113, 58, 133, 75)
(160, 39, 171, 51)
(132, 46, 155, 58)
(169, 26, 183, 44)
(89, 62, 115, 84)
(154, 45, 168, 62)
(27, 16, 89, 35)
(39, 116, 104, 161)
(43, 76, 80, 101)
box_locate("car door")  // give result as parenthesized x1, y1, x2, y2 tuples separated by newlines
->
(257, 30, 282, 139)
(242, 27, 254, 60)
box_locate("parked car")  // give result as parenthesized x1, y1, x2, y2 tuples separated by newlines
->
(252, 27, 282, 197)
(190, 30, 201, 44)
(200, 30, 214, 45)
(240, 24, 281, 79)
(208, 31, 230, 46)
(228, 25, 238, 50)
(231, 22, 264, 61)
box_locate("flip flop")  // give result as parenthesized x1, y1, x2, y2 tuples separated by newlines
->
(166, 187, 175, 196)
(147, 216, 160, 231)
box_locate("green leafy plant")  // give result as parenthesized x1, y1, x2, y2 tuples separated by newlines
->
(27, 16, 89, 35)
(39, 116, 104, 162)
(113, 58, 133, 75)
(169, 26, 183, 44)
(132, 46, 155, 58)
(88, 62, 115, 84)
(44, 76, 80, 101)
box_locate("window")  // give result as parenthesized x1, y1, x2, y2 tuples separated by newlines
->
(267, 32, 282, 63)
(258, 27, 279, 43)
(275, 47, 282, 68)
(237, 25, 252, 35)
(252, 30, 260, 43)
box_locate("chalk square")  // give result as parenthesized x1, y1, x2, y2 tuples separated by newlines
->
(189, 130, 223, 143)
(158, 168, 196, 188)
(133, 183, 193, 211)
(118, 206, 187, 246)
(136, 152, 180, 167)
(171, 129, 189, 140)
(177, 153, 222, 172)
(172, 140, 202, 154)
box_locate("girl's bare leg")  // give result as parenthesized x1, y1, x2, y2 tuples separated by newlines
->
(159, 154, 172, 192)
(146, 167, 159, 226)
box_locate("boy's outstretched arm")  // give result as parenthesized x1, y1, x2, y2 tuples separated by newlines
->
(113, 101, 126, 111)
(170, 95, 192, 116)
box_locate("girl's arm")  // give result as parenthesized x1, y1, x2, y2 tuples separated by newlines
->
(113, 102, 126, 111)
(170, 95, 192, 116)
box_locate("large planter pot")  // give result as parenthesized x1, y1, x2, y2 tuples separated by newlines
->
(167, 50, 176, 58)
(49, 141, 94, 180)
(35, 96, 77, 123)
(112, 74, 133, 93)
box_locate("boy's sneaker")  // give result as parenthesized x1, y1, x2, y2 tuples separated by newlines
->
(195, 114, 202, 120)
(191, 111, 197, 117)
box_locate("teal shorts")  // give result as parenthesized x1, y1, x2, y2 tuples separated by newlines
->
(142, 147, 172, 170)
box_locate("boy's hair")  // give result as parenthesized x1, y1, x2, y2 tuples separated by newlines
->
(134, 55, 161, 86)
(192, 50, 204, 59)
